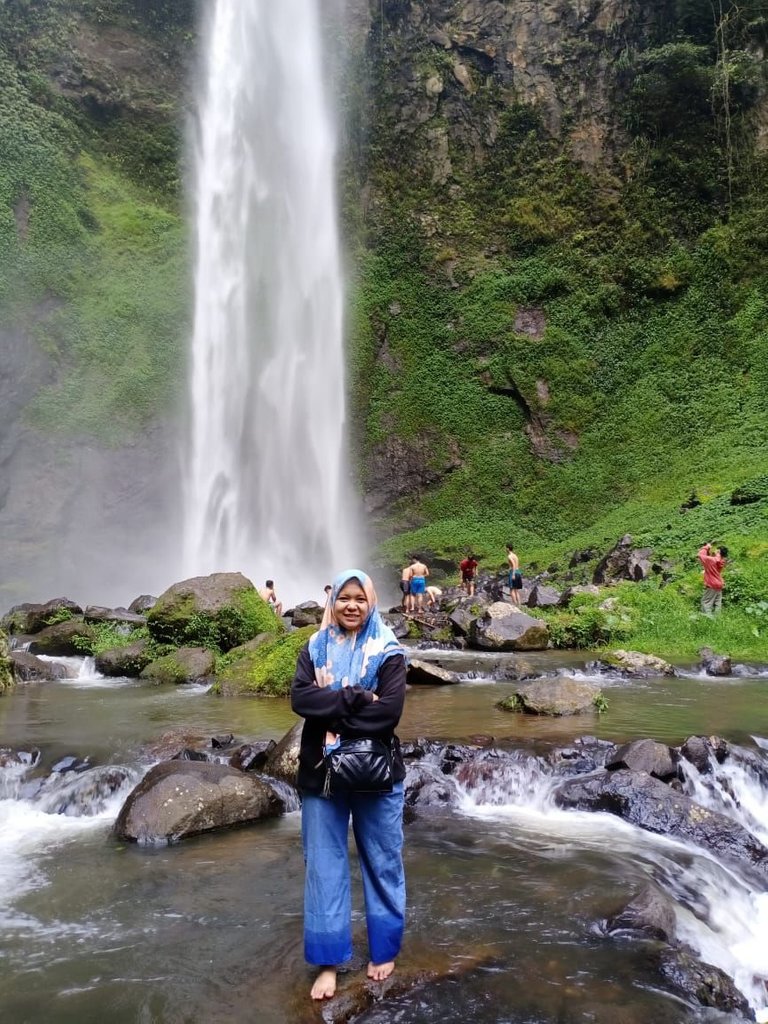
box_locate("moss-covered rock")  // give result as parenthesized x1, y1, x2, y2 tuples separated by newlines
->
(146, 573, 281, 652)
(95, 639, 153, 677)
(215, 627, 315, 697)
(140, 647, 216, 685)
(28, 618, 97, 656)
(1, 599, 83, 635)
(0, 630, 13, 694)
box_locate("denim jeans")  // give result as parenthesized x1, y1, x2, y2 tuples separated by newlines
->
(301, 782, 405, 966)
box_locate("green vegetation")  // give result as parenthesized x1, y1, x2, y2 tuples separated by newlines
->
(0, 630, 13, 694)
(350, 3, 768, 663)
(592, 693, 609, 715)
(73, 622, 150, 656)
(214, 627, 314, 697)
(147, 588, 282, 652)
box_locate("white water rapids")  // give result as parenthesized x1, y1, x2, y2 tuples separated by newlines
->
(184, 0, 358, 603)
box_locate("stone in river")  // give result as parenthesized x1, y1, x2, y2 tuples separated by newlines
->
(95, 639, 153, 677)
(1, 598, 83, 636)
(11, 651, 74, 681)
(699, 646, 731, 676)
(606, 739, 679, 781)
(406, 658, 460, 685)
(263, 720, 303, 787)
(114, 760, 284, 844)
(605, 883, 677, 943)
(28, 618, 96, 657)
(652, 947, 753, 1017)
(501, 677, 602, 715)
(469, 603, 550, 652)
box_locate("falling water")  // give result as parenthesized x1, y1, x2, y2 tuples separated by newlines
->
(184, 0, 358, 601)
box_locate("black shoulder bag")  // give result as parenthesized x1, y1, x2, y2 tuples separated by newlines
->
(323, 737, 394, 797)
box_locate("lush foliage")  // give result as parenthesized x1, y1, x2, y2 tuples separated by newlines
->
(215, 627, 314, 697)
(146, 589, 282, 653)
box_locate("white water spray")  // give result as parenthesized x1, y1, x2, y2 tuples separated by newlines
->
(184, 0, 358, 602)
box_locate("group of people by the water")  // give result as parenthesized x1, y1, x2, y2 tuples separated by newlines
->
(399, 544, 523, 615)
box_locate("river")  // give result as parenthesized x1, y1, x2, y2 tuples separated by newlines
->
(1, 650, 767, 1023)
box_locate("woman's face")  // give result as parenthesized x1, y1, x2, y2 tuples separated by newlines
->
(334, 580, 369, 632)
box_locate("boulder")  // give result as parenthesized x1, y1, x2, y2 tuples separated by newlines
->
(11, 651, 74, 681)
(228, 740, 276, 772)
(699, 647, 731, 676)
(146, 572, 280, 652)
(605, 884, 677, 943)
(469, 604, 550, 652)
(84, 606, 147, 628)
(555, 769, 768, 877)
(140, 647, 215, 685)
(290, 601, 324, 627)
(406, 659, 460, 685)
(527, 583, 561, 608)
(653, 947, 753, 1016)
(593, 535, 654, 585)
(1, 598, 82, 635)
(381, 612, 409, 639)
(28, 618, 96, 656)
(215, 628, 313, 696)
(114, 760, 284, 844)
(225, 633, 278, 658)
(605, 739, 678, 781)
(559, 584, 600, 606)
(602, 650, 675, 678)
(263, 721, 303, 787)
(404, 761, 460, 809)
(680, 736, 714, 774)
(38, 765, 134, 816)
(447, 602, 480, 637)
(95, 639, 153, 677)
(128, 594, 157, 614)
(501, 677, 602, 715)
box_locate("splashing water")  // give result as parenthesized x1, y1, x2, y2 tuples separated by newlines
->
(184, 0, 358, 603)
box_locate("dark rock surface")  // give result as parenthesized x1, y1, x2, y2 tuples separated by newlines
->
(11, 651, 74, 681)
(1, 598, 83, 635)
(555, 768, 768, 877)
(605, 739, 678, 781)
(84, 606, 147, 628)
(407, 658, 460, 685)
(527, 583, 562, 608)
(699, 647, 732, 676)
(128, 594, 157, 614)
(95, 639, 153, 677)
(593, 535, 654, 585)
(652, 947, 753, 1017)
(263, 721, 303, 787)
(605, 884, 677, 943)
(28, 618, 96, 656)
(114, 760, 284, 844)
(140, 646, 215, 685)
(291, 601, 324, 628)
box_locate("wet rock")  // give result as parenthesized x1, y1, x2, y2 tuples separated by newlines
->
(699, 647, 731, 676)
(146, 572, 279, 651)
(469, 603, 549, 652)
(680, 736, 714, 774)
(406, 658, 460, 685)
(502, 677, 602, 716)
(95, 639, 153, 677)
(555, 769, 768, 877)
(114, 760, 284, 844)
(263, 721, 303, 787)
(128, 594, 157, 614)
(142, 730, 215, 761)
(606, 739, 678, 781)
(291, 601, 324, 628)
(559, 584, 601, 606)
(37, 765, 134, 816)
(211, 734, 234, 749)
(28, 618, 96, 657)
(84, 606, 147, 629)
(600, 650, 675, 678)
(52, 755, 91, 774)
(527, 583, 561, 608)
(381, 612, 409, 639)
(0, 746, 41, 769)
(171, 748, 209, 762)
(140, 647, 215, 685)
(1, 598, 83, 636)
(653, 947, 753, 1017)
(11, 651, 73, 681)
(228, 740, 275, 772)
(605, 884, 677, 942)
(404, 760, 460, 809)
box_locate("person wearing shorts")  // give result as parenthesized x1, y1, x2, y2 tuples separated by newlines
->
(407, 557, 429, 613)
(506, 545, 522, 607)
(459, 555, 478, 596)
(399, 563, 412, 612)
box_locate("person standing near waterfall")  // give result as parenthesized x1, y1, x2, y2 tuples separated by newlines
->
(291, 569, 407, 1001)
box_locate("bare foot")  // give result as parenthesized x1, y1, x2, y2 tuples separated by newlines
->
(310, 968, 337, 1000)
(367, 960, 395, 982)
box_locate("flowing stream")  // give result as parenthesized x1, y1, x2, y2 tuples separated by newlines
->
(1, 655, 767, 1022)
(184, 0, 356, 603)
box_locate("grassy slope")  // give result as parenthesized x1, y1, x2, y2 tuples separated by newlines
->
(0, 1, 189, 441)
(348, 14, 768, 656)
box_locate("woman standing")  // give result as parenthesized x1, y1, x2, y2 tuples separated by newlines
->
(291, 569, 407, 1001)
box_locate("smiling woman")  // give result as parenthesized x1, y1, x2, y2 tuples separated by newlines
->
(290, 569, 408, 1001)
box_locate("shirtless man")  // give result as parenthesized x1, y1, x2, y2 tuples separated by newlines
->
(259, 579, 283, 617)
(399, 562, 413, 613)
(425, 585, 442, 609)
(408, 556, 429, 614)
(506, 545, 522, 607)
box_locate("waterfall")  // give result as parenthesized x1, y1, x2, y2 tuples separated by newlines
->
(184, 0, 358, 603)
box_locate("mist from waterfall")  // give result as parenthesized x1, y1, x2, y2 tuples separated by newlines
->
(184, 0, 359, 603)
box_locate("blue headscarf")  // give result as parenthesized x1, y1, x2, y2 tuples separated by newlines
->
(308, 569, 403, 691)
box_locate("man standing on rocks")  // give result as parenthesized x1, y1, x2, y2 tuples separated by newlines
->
(408, 556, 430, 614)
(459, 553, 479, 596)
(399, 561, 413, 613)
(506, 544, 523, 607)
(698, 543, 728, 615)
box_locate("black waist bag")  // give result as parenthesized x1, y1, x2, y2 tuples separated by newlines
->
(323, 738, 394, 797)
